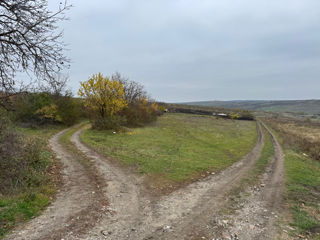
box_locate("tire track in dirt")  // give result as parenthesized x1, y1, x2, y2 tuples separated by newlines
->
(141, 122, 265, 240)
(72, 122, 264, 240)
(70, 126, 146, 239)
(6, 121, 265, 240)
(256, 122, 285, 239)
(211, 122, 285, 240)
(5, 126, 108, 240)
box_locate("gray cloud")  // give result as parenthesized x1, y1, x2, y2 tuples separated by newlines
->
(49, 0, 320, 101)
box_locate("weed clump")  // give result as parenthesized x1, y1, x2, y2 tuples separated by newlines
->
(0, 118, 49, 194)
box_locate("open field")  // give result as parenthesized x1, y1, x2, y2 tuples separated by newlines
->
(4, 113, 317, 240)
(1, 1, 318, 239)
(81, 113, 257, 191)
(4, 114, 292, 240)
(0, 126, 63, 238)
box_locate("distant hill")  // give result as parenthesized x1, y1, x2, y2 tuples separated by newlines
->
(182, 100, 320, 115)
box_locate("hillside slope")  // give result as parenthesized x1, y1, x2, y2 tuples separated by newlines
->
(183, 100, 320, 114)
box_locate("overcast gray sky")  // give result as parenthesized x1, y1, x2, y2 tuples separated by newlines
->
(49, 0, 320, 102)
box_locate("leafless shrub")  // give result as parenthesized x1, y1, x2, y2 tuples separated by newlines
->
(111, 72, 147, 104)
(110, 72, 162, 127)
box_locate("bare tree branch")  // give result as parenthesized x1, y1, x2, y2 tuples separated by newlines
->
(0, 0, 71, 104)
(111, 72, 147, 105)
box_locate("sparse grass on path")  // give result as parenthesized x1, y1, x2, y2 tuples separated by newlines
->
(239, 126, 274, 187)
(219, 125, 274, 215)
(244, 126, 274, 185)
(81, 113, 257, 190)
(0, 125, 63, 238)
(59, 122, 92, 168)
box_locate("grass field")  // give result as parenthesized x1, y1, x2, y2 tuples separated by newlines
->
(284, 150, 320, 239)
(0, 126, 63, 238)
(81, 113, 257, 190)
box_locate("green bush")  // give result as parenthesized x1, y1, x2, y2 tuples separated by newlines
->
(121, 101, 162, 127)
(12, 92, 81, 126)
(238, 110, 255, 120)
(13, 93, 52, 124)
(230, 113, 240, 119)
(91, 115, 126, 130)
(54, 95, 81, 126)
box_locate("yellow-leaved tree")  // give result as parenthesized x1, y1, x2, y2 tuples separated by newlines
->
(78, 73, 127, 129)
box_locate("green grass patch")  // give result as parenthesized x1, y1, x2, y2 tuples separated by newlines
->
(0, 192, 51, 236)
(284, 149, 320, 238)
(60, 126, 78, 146)
(59, 122, 88, 146)
(81, 113, 257, 184)
(0, 125, 62, 238)
(59, 122, 91, 167)
(16, 125, 65, 138)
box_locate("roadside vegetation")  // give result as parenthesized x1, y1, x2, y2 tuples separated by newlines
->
(264, 117, 320, 239)
(13, 91, 83, 127)
(0, 71, 161, 236)
(81, 113, 257, 193)
(0, 115, 63, 238)
(285, 151, 320, 238)
(0, 78, 82, 238)
(265, 117, 320, 161)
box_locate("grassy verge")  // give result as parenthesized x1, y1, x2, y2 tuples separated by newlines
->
(0, 125, 63, 238)
(81, 113, 257, 192)
(264, 118, 320, 239)
(284, 150, 320, 239)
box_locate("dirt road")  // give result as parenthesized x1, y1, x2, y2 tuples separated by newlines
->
(6, 121, 285, 240)
(210, 122, 285, 240)
(6, 126, 108, 240)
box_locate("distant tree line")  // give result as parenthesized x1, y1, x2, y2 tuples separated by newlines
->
(168, 106, 255, 120)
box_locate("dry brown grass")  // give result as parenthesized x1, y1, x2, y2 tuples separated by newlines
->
(263, 117, 320, 161)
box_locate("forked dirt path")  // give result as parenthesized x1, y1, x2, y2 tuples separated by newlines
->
(70, 122, 264, 240)
(6, 126, 109, 240)
(6, 121, 286, 240)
